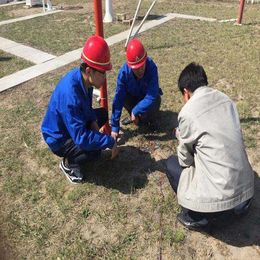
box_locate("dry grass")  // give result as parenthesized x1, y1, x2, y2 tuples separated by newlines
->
(0, 0, 260, 259)
(0, 50, 34, 78)
(1, 0, 259, 57)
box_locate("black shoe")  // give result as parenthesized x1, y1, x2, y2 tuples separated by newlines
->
(234, 198, 252, 217)
(121, 116, 132, 125)
(177, 213, 211, 233)
(59, 158, 83, 184)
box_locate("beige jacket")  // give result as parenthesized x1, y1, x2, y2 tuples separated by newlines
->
(177, 87, 254, 212)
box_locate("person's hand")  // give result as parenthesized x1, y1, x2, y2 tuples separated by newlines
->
(111, 142, 118, 160)
(131, 111, 139, 125)
(111, 131, 118, 142)
(91, 120, 99, 132)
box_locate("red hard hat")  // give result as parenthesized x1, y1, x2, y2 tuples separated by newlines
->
(126, 39, 147, 69)
(81, 36, 112, 72)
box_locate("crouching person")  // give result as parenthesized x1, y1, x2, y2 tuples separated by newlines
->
(110, 39, 163, 141)
(166, 62, 254, 232)
(41, 36, 118, 184)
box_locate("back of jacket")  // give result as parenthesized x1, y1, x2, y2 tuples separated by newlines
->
(177, 87, 254, 212)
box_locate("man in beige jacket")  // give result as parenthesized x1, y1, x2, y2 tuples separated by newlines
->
(166, 62, 254, 232)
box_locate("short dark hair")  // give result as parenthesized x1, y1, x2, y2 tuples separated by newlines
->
(178, 62, 208, 94)
(80, 62, 89, 72)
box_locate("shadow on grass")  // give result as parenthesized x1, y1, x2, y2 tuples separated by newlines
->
(0, 57, 12, 61)
(245, 22, 260, 27)
(82, 145, 166, 194)
(118, 110, 178, 145)
(240, 117, 260, 124)
(211, 171, 260, 247)
(137, 14, 165, 21)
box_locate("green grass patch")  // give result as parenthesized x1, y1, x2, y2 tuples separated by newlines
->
(2, 0, 259, 56)
(0, 4, 31, 22)
(0, 50, 34, 78)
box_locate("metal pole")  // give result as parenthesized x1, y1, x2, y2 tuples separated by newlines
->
(103, 0, 115, 23)
(94, 0, 111, 134)
(46, 0, 53, 11)
(41, 0, 45, 12)
(125, 0, 143, 49)
(132, 0, 157, 40)
(237, 0, 246, 25)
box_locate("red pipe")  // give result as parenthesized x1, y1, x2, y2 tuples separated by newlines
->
(237, 0, 246, 25)
(94, 0, 111, 134)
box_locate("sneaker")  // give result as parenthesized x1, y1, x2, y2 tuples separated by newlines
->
(59, 158, 83, 184)
(121, 116, 132, 125)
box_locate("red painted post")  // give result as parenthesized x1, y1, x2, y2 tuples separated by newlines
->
(237, 0, 246, 25)
(94, 0, 111, 134)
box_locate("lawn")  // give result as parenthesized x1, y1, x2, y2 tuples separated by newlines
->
(0, 0, 260, 259)
(0, 49, 34, 78)
(1, 0, 259, 57)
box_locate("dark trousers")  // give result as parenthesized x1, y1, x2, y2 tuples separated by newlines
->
(123, 93, 161, 124)
(53, 108, 107, 168)
(166, 155, 252, 224)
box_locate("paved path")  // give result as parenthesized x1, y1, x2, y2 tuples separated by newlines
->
(0, 13, 217, 93)
(0, 37, 56, 64)
(0, 9, 63, 26)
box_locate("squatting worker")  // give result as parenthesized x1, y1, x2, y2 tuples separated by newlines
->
(41, 36, 118, 185)
(110, 39, 163, 141)
(166, 62, 254, 232)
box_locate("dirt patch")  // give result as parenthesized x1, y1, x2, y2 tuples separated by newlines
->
(0, 228, 14, 260)
(61, 2, 93, 14)
(7, 5, 43, 18)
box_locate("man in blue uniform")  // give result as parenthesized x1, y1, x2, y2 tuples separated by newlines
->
(110, 39, 163, 141)
(41, 36, 118, 184)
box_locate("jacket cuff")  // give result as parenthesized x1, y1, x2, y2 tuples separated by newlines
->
(107, 135, 115, 149)
(111, 126, 119, 133)
(132, 107, 139, 117)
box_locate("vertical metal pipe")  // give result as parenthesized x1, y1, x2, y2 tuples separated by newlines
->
(94, 0, 104, 37)
(103, 0, 115, 23)
(46, 0, 53, 11)
(94, 0, 111, 134)
(237, 0, 246, 25)
(41, 0, 45, 12)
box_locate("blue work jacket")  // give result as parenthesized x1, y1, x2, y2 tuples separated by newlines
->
(41, 68, 115, 152)
(111, 57, 162, 133)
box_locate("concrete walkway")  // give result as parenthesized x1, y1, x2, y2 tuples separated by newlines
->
(0, 9, 63, 26)
(0, 13, 217, 93)
(0, 37, 56, 64)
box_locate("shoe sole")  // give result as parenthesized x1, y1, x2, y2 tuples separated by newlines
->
(59, 163, 81, 185)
